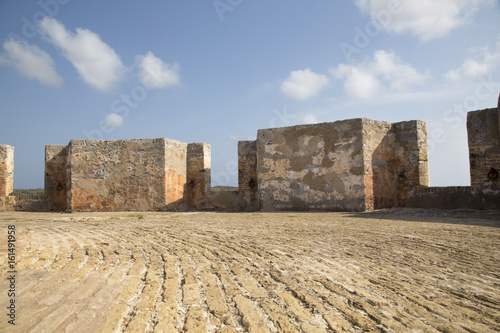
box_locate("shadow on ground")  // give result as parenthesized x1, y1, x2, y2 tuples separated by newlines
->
(346, 208, 500, 227)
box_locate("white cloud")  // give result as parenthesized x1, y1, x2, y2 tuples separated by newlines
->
(0, 39, 62, 87)
(280, 69, 329, 100)
(354, 0, 494, 41)
(302, 113, 318, 124)
(445, 39, 500, 81)
(136, 51, 180, 89)
(104, 113, 124, 127)
(331, 50, 429, 100)
(39, 17, 125, 92)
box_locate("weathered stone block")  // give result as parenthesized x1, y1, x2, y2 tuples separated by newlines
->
(187, 143, 212, 210)
(256, 119, 367, 211)
(59, 138, 188, 211)
(392, 120, 430, 206)
(362, 119, 396, 210)
(238, 140, 258, 211)
(467, 108, 500, 188)
(45, 145, 69, 211)
(0, 145, 14, 198)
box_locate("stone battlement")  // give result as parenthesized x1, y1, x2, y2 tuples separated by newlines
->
(1, 101, 499, 212)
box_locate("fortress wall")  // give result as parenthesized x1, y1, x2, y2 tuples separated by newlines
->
(0, 145, 14, 198)
(238, 140, 258, 211)
(256, 119, 367, 211)
(10, 195, 46, 211)
(467, 108, 500, 187)
(467, 106, 500, 209)
(186, 143, 212, 210)
(206, 188, 242, 211)
(45, 145, 69, 211)
(362, 119, 398, 210)
(406, 186, 475, 209)
(164, 139, 188, 210)
(393, 120, 430, 206)
(68, 138, 169, 211)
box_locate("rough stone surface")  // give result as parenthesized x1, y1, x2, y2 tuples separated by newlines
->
(60, 138, 188, 211)
(0, 145, 14, 198)
(392, 120, 430, 206)
(467, 107, 500, 209)
(1, 211, 499, 332)
(186, 143, 212, 210)
(256, 118, 429, 212)
(45, 145, 68, 211)
(257, 119, 367, 211)
(69, 139, 164, 211)
(238, 140, 258, 211)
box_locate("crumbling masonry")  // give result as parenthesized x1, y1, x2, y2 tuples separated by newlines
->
(1, 101, 499, 212)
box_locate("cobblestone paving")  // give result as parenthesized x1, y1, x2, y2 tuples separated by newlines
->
(0, 210, 499, 332)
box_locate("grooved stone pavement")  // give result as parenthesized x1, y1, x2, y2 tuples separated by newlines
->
(0, 210, 499, 332)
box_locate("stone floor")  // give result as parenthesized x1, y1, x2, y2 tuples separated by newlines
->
(0, 210, 499, 332)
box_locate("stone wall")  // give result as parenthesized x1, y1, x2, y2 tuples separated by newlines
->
(256, 119, 367, 211)
(238, 140, 258, 211)
(1, 195, 46, 212)
(11, 195, 46, 211)
(164, 139, 188, 210)
(4, 100, 498, 213)
(66, 138, 186, 211)
(254, 118, 430, 212)
(206, 188, 242, 211)
(467, 104, 500, 209)
(186, 143, 247, 211)
(186, 143, 212, 210)
(0, 145, 14, 198)
(406, 186, 475, 209)
(362, 119, 397, 210)
(393, 120, 430, 206)
(45, 145, 69, 211)
(403, 101, 499, 211)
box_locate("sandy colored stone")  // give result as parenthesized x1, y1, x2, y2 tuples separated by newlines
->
(0, 211, 498, 333)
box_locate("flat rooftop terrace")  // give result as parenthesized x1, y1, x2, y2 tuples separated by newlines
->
(0, 209, 499, 332)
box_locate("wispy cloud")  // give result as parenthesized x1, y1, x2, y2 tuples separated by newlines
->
(354, 0, 494, 41)
(331, 50, 429, 101)
(39, 17, 125, 92)
(445, 37, 500, 81)
(0, 39, 63, 87)
(280, 69, 329, 101)
(104, 113, 124, 128)
(136, 51, 180, 89)
(302, 113, 318, 124)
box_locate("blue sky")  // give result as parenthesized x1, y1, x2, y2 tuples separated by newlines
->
(0, 0, 499, 189)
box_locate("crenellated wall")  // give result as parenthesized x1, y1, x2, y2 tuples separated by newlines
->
(2, 100, 499, 213)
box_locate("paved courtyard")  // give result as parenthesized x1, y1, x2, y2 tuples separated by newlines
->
(0, 210, 499, 332)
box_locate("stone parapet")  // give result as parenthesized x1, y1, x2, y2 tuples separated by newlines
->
(4, 98, 499, 213)
(0, 145, 14, 199)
